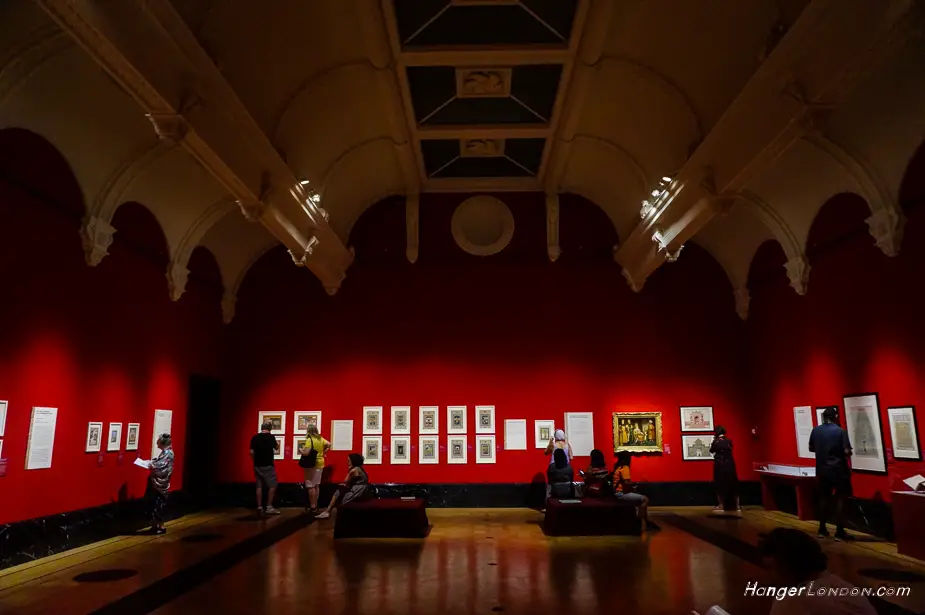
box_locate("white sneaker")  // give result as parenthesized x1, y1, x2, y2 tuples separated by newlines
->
(265, 507, 281, 515)
(315, 511, 330, 519)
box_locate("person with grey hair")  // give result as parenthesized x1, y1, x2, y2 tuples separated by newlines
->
(299, 423, 331, 514)
(250, 421, 281, 516)
(544, 429, 573, 463)
(146, 433, 174, 535)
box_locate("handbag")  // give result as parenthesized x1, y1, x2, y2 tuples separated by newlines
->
(298, 436, 318, 469)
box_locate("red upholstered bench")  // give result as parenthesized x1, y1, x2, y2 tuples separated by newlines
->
(333, 498, 429, 539)
(543, 498, 642, 536)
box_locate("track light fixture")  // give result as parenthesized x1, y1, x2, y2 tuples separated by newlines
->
(640, 175, 674, 219)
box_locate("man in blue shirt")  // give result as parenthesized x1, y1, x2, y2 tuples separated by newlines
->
(808, 407, 853, 540)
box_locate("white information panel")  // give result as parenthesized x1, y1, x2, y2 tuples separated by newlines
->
(504, 419, 527, 450)
(25, 406, 58, 470)
(152, 409, 173, 458)
(331, 420, 354, 451)
(793, 406, 814, 459)
(565, 412, 595, 457)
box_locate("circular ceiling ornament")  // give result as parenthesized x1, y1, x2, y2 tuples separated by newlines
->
(451, 195, 515, 256)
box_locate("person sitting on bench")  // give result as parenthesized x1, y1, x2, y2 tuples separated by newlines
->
(583, 448, 612, 497)
(613, 451, 659, 530)
(315, 453, 369, 519)
(547, 448, 574, 498)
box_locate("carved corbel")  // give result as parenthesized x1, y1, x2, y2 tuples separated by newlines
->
(545, 193, 561, 262)
(237, 199, 268, 222)
(621, 267, 644, 293)
(289, 235, 320, 267)
(324, 284, 341, 296)
(166, 262, 189, 302)
(80, 215, 116, 266)
(146, 113, 189, 145)
(734, 287, 750, 321)
(221, 291, 236, 324)
(866, 207, 906, 257)
(406, 194, 419, 264)
(785, 256, 810, 296)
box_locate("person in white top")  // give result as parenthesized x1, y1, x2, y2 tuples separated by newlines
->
(759, 528, 876, 615)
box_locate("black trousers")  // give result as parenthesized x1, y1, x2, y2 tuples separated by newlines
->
(817, 471, 851, 531)
(146, 483, 168, 526)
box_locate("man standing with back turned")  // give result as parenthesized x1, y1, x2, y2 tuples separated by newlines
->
(250, 421, 282, 516)
(809, 407, 853, 540)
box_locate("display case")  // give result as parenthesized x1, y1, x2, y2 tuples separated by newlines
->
(754, 462, 817, 520)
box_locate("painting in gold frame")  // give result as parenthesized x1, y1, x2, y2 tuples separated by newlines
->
(613, 412, 663, 453)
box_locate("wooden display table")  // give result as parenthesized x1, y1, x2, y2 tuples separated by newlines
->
(892, 491, 925, 561)
(543, 498, 642, 536)
(756, 469, 817, 521)
(334, 497, 429, 539)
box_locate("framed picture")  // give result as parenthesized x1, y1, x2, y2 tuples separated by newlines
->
(419, 406, 439, 435)
(391, 406, 411, 435)
(0, 439, 3, 458)
(475, 405, 495, 434)
(125, 423, 140, 451)
(613, 412, 663, 453)
(391, 436, 411, 464)
(419, 435, 439, 464)
(363, 407, 383, 435)
(843, 393, 887, 474)
(447, 406, 467, 434)
(534, 420, 554, 448)
(0, 400, 7, 437)
(293, 411, 321, 436)
(292, 436, 306, 460)
(476, 435, 496, 464)
(363, 436, 382, 464)
(447, 435, 467, 464)
(887, 406, 921, 461)
(681, 434, 714, 460)
(258, 411, 286, 435)
(816, 406, 839, 426)
(107, 423, 123, 452)
(273, 435, 285, 460)
(680, 406, 714, 432)
(85, 422, 103, 453)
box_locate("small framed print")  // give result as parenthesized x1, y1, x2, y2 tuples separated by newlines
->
(419, 406, 439, 435)
(391, 406, 411, 435)
(85, 422, 103, 453)
(680, 406, 714, 432)
(534, 420, 554, 448)
(363, 407, 383, 435)
(391, 436, 411, 464)
(0, 439, 3, 458)
(447, 435, 467, 464)
(293, 411, 321, 436)
(292, 436, 304, 460)
(273, 435, 285, 460)
(0, 400, 7, 437)
(107, 423, 123, 452)
(258, 411, 286, 435)
(887, 406, 921, 461)
(363, 436, 382, 464)
(681, 434, 713, 461)
(419, 435, 439, 464)
(475, 405, 495, 434)
(476, 435, 496, 464)
(844, 393, 887, 474)
(125, 423, 140, 451)
(447, 406, 467, 434)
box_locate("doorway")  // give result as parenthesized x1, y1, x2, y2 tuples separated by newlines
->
(184, 375, 222, 509)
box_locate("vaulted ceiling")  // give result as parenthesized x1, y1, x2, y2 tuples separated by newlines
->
(1, 0, 923, 322)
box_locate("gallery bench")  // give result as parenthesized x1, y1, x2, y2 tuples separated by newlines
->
(543, 497, 642, 536)
(333, 497, 430, 539)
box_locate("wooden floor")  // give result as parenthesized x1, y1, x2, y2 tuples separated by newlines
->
(1, 507, 924, 615)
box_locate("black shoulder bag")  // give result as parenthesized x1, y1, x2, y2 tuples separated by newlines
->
(298, 436, 318, 468)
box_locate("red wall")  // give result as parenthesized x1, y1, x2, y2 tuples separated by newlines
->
(0, 129, 224, 525)
(221, 193, 753, 485)
(746, 145, 925, 502)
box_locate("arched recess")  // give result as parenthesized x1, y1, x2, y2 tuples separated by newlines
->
(318, 138, 406, 240)
(186, 245, 224, 300)
(200, 208, 280, 324)
(0, 127, 86, 219)
(274, 61, 398, 185)
(898, 138, 925, 210)
(109, 201, 171, 269)
(170, 195, 239, 284)
(559, 135, 648, 241)
(805, 193, 873, 261)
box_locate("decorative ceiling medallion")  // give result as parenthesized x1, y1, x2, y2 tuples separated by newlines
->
(460, 139, 505, 157)
(451, 195, 515, 256)
(456, 68, 512, 98)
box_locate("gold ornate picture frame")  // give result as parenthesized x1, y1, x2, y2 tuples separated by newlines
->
(613, 412, 663, 453)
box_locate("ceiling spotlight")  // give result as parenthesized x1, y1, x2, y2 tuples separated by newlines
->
(651, 190, 660, 197)
(299, 179, 310, 186)
(309, 194, 321, 204)
(661, 176, 672, 182)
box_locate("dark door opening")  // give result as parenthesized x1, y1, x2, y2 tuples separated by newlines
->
(184, 375, 222, 509)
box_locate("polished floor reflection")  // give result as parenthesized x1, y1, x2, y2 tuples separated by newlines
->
(2, 508, 924, 615)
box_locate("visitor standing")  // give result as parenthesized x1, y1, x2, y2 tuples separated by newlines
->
(250, 421, 281, 516)
(710, 426, 740, 511)
(299, 424, 331, 514)
(809, 407, 853, 539)
(146, 433, 174, 535)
